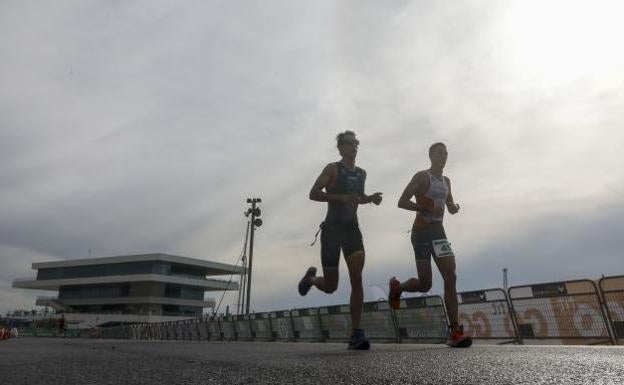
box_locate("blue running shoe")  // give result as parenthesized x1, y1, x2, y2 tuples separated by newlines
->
(348, 329, 370, 350)
(298, 267, 317, 296)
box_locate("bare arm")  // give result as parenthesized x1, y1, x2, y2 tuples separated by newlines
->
(445, 176, 460, 214)
(397, 172, 428, 211)
(358, 170, 383, 205)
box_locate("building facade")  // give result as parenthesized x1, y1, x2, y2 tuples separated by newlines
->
(13, 253, 241, 326)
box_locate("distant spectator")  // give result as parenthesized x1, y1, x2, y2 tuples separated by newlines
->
(58, 314, 66, 337)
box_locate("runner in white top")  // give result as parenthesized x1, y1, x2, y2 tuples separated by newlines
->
(388, 142, 472, 348)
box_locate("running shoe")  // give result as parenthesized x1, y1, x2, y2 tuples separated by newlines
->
(297, 266, 317, 296)
(446, 324, 472, 348)
(347, 329, 370, 350)
(388, 277, 402, 310)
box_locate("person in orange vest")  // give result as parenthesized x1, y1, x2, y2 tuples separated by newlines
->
(388, 142, 472, 348)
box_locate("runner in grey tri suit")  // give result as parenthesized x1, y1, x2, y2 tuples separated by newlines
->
(388, 142, 472, 348)
(298, 130, 382, 350)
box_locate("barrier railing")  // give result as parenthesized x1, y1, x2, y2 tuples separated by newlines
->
(249, 312, 272, 341)
(318, 304, 351, 342)
(599, 275, 624, 345)
(508, 279, 612, 345)
(83, 275, 624, 345)
(207, 318, 221, 341)
(290, 307, 323, 342)
(269, 311, 295, 342)
(360, 300, 397, 342)
(219, 316, 236, 341)
(393, 295, 447, 343)
(233, 314, 253, 341)
(458, 288, 519, 344)
(196, 318, 209, 340)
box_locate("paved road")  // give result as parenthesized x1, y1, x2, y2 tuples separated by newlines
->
(1, 338, 623, 384)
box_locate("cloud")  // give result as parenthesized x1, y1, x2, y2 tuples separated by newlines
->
(1, 1, 623, 316)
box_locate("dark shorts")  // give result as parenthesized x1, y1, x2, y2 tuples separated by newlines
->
(411, 222, 453, 261)
(321, 222, 364, 268)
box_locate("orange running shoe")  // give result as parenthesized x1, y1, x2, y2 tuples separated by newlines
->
(446, 324, 473, 348)
(388, 277, 402, 310)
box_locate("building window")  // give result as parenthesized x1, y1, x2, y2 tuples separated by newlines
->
(162, 305, 202, 317)
(37, 261, 185, 280)
(59, 284, 130, 299)
(164, 284, 204, 300)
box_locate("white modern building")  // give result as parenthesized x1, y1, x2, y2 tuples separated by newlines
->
(13, 253, 242, 327)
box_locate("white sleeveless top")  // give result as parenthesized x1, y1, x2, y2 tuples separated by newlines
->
(423, 171, 449, 223)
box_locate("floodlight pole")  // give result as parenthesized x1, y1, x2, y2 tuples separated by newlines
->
(245, 198, 262, 315)
(237, 221, 250, 315)
(503, 268, 508, 290)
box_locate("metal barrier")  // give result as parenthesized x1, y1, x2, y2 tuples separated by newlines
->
(197, 318, 210, 340)
(599, 275, 624, 345)
(207, 318, 222, 340)
(79, 276, 623, 345)
(219, 316, 236, 341)
(458, 288, 519, 344)
(360, 300, 397, 342)
(233, 315, 253, 341)
(318, 304, 351, 342)
(393, 295, 447, 343)
(181, 320, 191, 340)
(509, 280, 612, 345)
(317, 302, 397, 342)
(192, 319, 202, 340)
(166, 322, 176, 340)
(250, 313, 273, 341)
(291, 307, 323, 341)
(269, 311, 295, 342)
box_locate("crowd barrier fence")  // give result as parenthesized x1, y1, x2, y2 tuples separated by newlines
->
(62, 275, 624, 345)
(508, 279, 613, 345)
(599, 275, 624, 345)
(458, 288, 519, 344)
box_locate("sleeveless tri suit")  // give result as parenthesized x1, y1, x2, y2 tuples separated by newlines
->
(411, 171, 455, 260)
(320, 162, 366, 268)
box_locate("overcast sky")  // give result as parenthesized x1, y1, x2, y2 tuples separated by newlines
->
(1, 0, 623, 316)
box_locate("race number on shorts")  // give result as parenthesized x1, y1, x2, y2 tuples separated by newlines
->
(432, 239, 454, 258)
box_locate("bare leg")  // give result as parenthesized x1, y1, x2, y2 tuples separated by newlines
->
(400, 259, 433, 293)
(311, 266, 339, 294)
(435, 256, 458, 328)
(345, 250, 365, 330)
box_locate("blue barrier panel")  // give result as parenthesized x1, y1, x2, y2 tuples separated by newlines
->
(250, 313, 273, 341)
(360, 300, 397, 342)
(291, 307, 323, 341)
(233, 315, 253, 341)
(269, 311, 295, 342)
(394, 295, 447, 343)
(509, 280, 612, 345)
(219, 316, 236, 341)
(457, 288, 519, 344)
(599, 275, 624, 345)
(318, 304, 351, 342)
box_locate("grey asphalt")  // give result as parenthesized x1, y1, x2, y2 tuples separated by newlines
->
(1, 338, 623, 385)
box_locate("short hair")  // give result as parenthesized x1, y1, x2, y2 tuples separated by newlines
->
(336, 130, 357, 146)
(429, 142, 446, 157)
